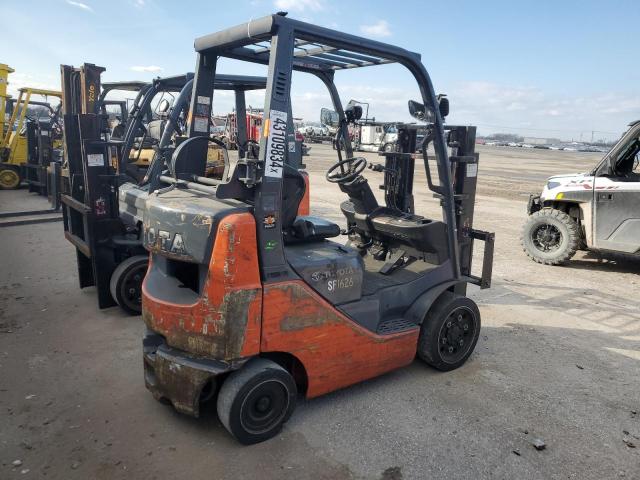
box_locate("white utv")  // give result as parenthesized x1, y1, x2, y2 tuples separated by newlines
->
(522, 120, 640, 265)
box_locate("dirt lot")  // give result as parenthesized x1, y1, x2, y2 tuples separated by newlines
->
(1, 144, 638, 479)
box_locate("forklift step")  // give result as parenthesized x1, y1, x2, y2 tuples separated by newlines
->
(0, 212, 62, 228)
(376, 318, 418, 335)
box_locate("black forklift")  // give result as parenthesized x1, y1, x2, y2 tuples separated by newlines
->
(18, 100, 63, 197)
(140, 13, 494, 444)
(59, 63, 268, 314)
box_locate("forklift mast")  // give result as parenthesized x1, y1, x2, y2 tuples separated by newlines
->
(59, 63, 127, 308)
(446, 126, 494, 291)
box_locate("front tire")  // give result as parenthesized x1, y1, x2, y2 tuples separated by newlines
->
(418, 293, 481, 371)
(0, 166, 21, 190)
(521, 208, 580, 265)
(109, 255, 148, 315)
(217, 358, 297, 445)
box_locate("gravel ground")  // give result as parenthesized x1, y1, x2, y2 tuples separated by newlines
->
(0, 144, 638, 479)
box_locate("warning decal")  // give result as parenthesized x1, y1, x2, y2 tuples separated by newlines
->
(264, 109, 288, 178)
(194, 117, 209, 133)
(87, 153, 105, 167)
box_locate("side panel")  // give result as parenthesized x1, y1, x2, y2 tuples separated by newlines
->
(260, 281, 419, 398)
(8, 134, 27, 165)
(143, 213, 263, 360)
(593, 176, 640, 253)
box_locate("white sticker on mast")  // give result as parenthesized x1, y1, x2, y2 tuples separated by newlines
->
(193, 117, 209, 133)
(264, 109, 288, 178)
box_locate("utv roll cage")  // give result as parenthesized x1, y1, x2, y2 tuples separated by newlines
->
(182, 13, 492, 288)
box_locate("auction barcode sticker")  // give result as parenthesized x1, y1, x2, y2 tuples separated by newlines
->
(264, 109, 288, 178)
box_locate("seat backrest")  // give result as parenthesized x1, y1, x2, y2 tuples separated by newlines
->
(281, 164, 306, 231)
(147, 119, 166, 142)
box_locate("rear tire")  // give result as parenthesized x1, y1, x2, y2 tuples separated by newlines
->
(418, 292, 481, 371)
(109, 255, 148, 315)
(217, 358, 297, 445)
(521, 208, 580, 265)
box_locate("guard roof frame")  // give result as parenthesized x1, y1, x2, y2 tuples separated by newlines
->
(194, 14, 420, 72)
(188, 13, 461, 280)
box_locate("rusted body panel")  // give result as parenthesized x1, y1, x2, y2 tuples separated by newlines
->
(143, 338, 231, 417)
(261, 281, 419, 398)
(143, 213, 262, 360)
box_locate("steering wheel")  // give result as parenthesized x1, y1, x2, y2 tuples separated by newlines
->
(326, 157, 367, 184)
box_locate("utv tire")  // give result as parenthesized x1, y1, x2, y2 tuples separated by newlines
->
(109, 255, 148, 315)
(521, 208, 580, 265)
(217, 358, 297, 445)
(418, 292, 481, 371)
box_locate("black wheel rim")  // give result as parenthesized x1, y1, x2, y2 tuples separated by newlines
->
(240, 379, 289, 435)
(437, 307, 476, 364)
(120, 263, 146, 312)
(532, 224, 562, 252)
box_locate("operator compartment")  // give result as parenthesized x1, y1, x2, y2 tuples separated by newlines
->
(369, 208, 449, 262)
(286, 240, 364, 305)
(340, 203, 449, 264)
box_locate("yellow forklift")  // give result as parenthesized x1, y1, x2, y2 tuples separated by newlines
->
(0, 64, 13, 139)
(0, 71, 62, 189)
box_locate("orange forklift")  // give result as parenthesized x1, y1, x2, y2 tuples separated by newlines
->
(142, 13, 494, 444)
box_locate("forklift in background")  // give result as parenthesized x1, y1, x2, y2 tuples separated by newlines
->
(59, 63, 269, 314)
(0, 83, 62, 190)
(1, 64, 14, 141)
(19, 100, 64, 196)
(141, 13, 494, 444)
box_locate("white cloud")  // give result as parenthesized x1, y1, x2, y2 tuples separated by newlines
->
(277, 79, 639, 141)
(447, 81, 640, 140)
(5, 72, 60, 100)
(65, 0, 93, 12)
(133, 0, 146, 7)
(359, 20, 391, 38)
(273, 0, 325, 12)
(130, 65, 163, 73)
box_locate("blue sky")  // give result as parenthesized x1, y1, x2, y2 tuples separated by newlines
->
(2, 0, 639, 141)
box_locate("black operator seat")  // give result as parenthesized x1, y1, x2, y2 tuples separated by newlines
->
(111, 122, 125, 140)
(281, 165, 340, 243)
(146, 119, 166, 144)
